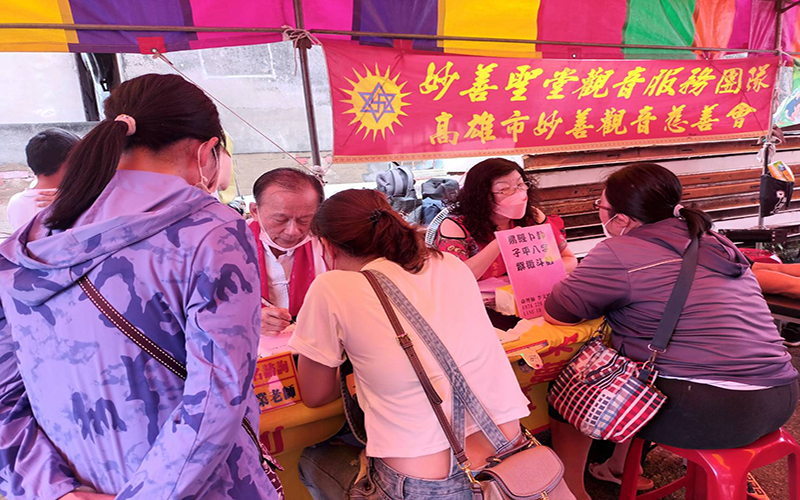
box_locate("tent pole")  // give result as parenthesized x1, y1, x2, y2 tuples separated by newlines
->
(293, 0, 322, 168)
(0, 23, 783, 55)
(757, 0, 785, 231)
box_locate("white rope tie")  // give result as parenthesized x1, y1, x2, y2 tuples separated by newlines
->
(281, 26, 321, 49)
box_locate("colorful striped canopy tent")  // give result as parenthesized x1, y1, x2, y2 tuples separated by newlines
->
(3, 0, 798, 226)
(1, 0, 800, 58)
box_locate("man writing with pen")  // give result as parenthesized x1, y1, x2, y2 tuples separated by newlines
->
(249, 168, 327, 333)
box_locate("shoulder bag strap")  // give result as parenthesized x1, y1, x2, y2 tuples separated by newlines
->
(360, 271, 473, 471)
(364, 270, 509, 450)
(361, 270, 513, 500)
(76, 275, 273, 472)
(646, 237, 700, 356)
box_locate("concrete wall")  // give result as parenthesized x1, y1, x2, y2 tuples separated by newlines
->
(0, 42, 334, 157)
(118, 41, 333, 155)
(0, 53, 86, 125)
(0, 42, 476, 178)
(0, 122, 98, 167)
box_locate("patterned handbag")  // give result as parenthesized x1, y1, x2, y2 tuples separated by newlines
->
(547, 237, 698, 443)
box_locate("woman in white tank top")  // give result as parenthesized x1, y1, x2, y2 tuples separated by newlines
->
(289, 188, 531, 499)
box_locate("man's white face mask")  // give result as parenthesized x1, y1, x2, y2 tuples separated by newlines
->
(259, 229, 311, 253)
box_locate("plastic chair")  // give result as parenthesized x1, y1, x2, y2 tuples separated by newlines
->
(619, 428, 800, 500)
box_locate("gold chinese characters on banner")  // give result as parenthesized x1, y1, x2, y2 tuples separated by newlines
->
(324, 41, 777, 162)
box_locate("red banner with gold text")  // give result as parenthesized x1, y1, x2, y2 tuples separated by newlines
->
(323, 41, 777, 163)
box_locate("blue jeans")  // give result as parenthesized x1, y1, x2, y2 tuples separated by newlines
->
(298, 440, 474, 500)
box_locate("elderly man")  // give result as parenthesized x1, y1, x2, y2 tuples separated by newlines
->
(249, 168, 326, 333)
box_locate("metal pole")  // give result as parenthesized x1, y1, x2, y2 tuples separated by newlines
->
(292, 0, 322, 168)
(757, 0, 785, 230)
(309, 29, 780, 55)
(0, 22, 782, 55)
(0, 23, 286, 34)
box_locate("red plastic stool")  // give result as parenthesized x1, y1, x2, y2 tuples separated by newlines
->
(619, 428, 800, 500)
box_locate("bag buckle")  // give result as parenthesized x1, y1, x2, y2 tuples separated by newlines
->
(458, 461, 479, 485)
(395, 333, 413, 347)
(522, 427, 540, 447)
(642, 349, 659, 369)
(647, 343, 666, 354)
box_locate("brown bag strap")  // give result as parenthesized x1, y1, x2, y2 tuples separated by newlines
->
(77, 275, 272, 472)
(361, 271, 476, 472)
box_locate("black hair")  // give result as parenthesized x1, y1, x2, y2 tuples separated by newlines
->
(25, 128, 80, 177)
(252, 168, 324, 206)
(449, 158, 541, 246)
(605, 162, 712, 239)
(46, 73, 224, 230)
(312, 189, 440, 273)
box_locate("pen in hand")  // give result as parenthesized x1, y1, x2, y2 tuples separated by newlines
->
(261, 297, 295, 332)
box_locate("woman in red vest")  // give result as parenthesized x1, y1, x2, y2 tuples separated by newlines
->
(248, 168, 327, 333)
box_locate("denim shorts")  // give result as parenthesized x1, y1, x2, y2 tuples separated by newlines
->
(351, 456, 475, 500)
(299, 428, 525, 500)
(299, 440, 474, 500)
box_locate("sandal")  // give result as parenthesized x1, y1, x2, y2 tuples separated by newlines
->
(588, 461, 655, 491)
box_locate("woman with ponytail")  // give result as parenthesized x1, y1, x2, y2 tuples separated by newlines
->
(543, 163, 798, 500)
(0, 74, 281, 500)
(289, 189, 530, 499)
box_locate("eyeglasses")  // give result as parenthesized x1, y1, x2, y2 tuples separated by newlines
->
(593, 199, 615, 211)
(492, 180, 533, 197)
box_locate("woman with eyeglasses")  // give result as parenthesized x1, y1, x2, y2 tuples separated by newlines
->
(544, 163, 797, 500)
(433, 158, 577, 280)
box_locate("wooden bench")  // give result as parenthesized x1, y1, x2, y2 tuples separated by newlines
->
(535, 166, 800, 241)
(765, 293, 800, 323)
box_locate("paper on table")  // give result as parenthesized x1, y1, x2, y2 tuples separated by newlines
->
(496, 327, 521, 344)
(257, 324, 297, 358)
(478, 276, 511, 294)
(506, 317, 545, 341)
(480, 276, 511, 306)
(495, 225, 566, 319)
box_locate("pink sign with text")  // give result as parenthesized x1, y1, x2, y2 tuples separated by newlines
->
(496, 224, 566, 319)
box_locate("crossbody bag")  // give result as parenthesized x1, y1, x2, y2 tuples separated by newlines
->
(547, 237, 699, 443)
(77, 275, 284, 499)
(361, 270, 575, 500)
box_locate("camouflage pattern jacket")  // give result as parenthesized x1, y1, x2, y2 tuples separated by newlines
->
(0, 170, 280, 500)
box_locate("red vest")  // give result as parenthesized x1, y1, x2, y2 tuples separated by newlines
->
(248, 220, 316, 316)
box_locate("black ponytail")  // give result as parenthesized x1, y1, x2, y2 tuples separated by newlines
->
(46, 74, 224, 230)
(46, 121, 128, 230)
(676, 206, 712, 239)
(312, 189, 441, 273)
(606, 163, 712, 240)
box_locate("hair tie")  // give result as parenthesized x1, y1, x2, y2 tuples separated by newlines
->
(369, 209, 383, 226)
(114, 114, 136, 136)
(673, 204, 684, 218)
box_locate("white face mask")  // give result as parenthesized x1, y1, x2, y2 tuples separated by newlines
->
(602, 214, 628, 238)
(259, 227, 311, 253)
(195, 144, 219, 193)
(494, 190, 528, 220)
